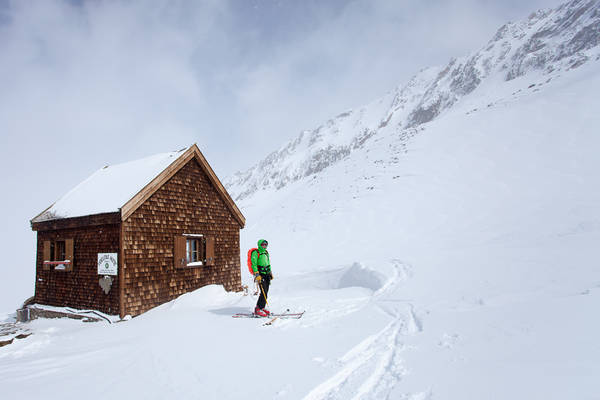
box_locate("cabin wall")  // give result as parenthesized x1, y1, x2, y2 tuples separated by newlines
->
(122, 159, 242, 317)
(34, 224, 121, 315)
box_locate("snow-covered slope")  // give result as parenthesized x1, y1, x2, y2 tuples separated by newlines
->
(239, 56, 600, 398)
(225, 0, 600, 201)
(2, 1, 600, 399)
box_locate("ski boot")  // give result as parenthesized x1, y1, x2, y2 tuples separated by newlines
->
(254, 306, 268, 317)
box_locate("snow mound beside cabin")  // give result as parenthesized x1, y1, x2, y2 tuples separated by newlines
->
(139, 284, 241, 317)
(278, 262, 389, 293)
(337, 262, 386, 291)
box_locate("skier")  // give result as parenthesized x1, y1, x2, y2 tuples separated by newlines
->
(252, 239, 273, 316)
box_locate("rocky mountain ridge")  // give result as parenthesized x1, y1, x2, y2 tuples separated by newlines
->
(225, 0, 600, 201)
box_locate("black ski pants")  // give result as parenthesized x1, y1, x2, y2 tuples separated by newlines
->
(256, 274, 271, 309)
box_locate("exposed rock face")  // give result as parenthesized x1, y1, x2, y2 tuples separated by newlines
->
(225, 0, 600, 201)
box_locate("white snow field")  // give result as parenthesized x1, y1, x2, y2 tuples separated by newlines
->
(3, 1, 600, 398)
(2, 61, 599, 399)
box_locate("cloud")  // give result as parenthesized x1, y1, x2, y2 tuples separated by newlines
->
(0, 0, 566, 173)
(0, 0, 565, 311)
(226, 0, 567, 161)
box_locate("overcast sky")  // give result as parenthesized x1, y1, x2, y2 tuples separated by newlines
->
(0, 0, 565, 311)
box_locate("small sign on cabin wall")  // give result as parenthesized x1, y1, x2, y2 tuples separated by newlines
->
(97, 253, 118, 275)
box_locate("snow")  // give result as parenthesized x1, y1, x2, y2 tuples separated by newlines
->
(3, 1, 600, 399)
(3, 59, 599, 398)
(26, 304, 122, 323)
(32, 147, 187, 222)
(235, 58, 600, 397)
(185, 261, 204, 267)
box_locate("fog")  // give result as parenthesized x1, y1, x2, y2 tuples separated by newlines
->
(0, 0, 564, 314)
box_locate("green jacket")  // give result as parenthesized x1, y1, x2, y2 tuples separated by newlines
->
(251, 239, 271, 275)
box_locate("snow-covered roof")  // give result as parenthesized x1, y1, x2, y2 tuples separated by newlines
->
(32, 148, 187, 223)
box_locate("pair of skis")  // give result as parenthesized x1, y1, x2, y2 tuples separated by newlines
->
(232, 311, 305, 326)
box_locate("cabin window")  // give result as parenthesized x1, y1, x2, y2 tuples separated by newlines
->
(55, 240, 66, 262)
(43, 239, 74, 271)
(174, 235, 215, 268)
(186, 238, 203, 264)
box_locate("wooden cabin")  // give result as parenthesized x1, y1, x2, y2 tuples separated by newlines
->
(30, 144, 245, 318)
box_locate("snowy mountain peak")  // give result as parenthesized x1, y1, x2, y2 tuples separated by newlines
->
(225, 0, 600, 201)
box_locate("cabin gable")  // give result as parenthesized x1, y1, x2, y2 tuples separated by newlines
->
(121, 158, 242, 317)
(120, 144, 245, 228)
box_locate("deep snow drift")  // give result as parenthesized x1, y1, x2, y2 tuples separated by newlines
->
(3, 1, 600, 398)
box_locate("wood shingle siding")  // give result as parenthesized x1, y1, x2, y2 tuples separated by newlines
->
(122, 159, 242, 317)
(34, 224, 120, 314)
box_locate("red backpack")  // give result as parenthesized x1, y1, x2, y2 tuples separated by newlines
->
(246, 248, 259, 275)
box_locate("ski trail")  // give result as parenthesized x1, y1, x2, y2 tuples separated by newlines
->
(302, 260, 423, 400)
(349, 320, 407, 400)
(302, 320, 406, 400)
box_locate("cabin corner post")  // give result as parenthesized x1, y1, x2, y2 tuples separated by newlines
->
(33, 231, 40, 302)
(119, 220, 126, 319)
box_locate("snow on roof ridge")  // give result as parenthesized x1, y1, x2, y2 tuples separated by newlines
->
(101, 146, 187, 170)
(32, 146, 190, 223)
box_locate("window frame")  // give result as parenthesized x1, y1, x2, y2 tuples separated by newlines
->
(42, 238, 74, 272)
(55, 240, 66, 262)
(174, 234, 215, 268)
(186, 237, 204, 266)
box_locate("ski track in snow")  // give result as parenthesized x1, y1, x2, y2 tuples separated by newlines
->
(302, 260, 426, 400)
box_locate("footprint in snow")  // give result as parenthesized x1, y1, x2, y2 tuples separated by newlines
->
(438, 333, 460, 349)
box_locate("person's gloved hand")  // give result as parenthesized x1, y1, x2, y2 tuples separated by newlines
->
(254, 273, 262, 284)
(269, 273, 274, 280)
